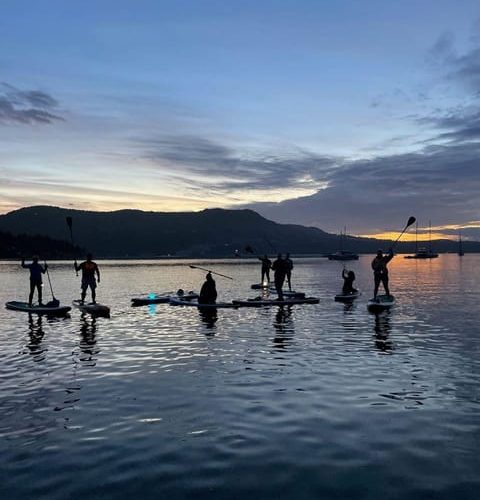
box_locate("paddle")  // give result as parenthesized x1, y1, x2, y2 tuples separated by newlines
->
(44, 260, 59, 306)
(189, 265, 233, 280)
(389, 216, 416, 251)
(66, 216, 78, 276)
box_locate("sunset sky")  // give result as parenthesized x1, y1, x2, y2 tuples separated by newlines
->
(1, 0, 479, 239)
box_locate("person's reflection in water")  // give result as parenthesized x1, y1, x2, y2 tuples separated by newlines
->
(26, 313, 46, 361)
(374, 312, 393, 352)
(79, 314, 99, 366)
(199, 308, 218, 335)
(272, 306, 294, 351)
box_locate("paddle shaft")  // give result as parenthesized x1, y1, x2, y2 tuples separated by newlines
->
(189, 265, 233, 280)
(66, 217, 78, 276)
(389, 216, 416, 252)
(44, 261, 56, 300)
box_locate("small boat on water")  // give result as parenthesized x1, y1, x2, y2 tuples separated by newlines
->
(327, 227, 359, 261)
(404, 221, 439, 259)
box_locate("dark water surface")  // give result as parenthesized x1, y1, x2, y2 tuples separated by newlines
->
(1, 256, 479, 499)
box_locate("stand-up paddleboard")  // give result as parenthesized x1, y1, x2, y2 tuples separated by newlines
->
(131, 292, 198, 306)
(367, 294, 395, 312)
(72, 300, 110, 317)
(169, 297, 238, 309)
(251, 283, 275, 290)
(232, 297, 319, 307)
(5, 301, 71, 316)
(334, 290, 361, 302)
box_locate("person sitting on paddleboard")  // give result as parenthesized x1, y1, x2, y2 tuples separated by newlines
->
(258, 255, 272, 284)
(272, 254, 288, 301)
(22, 256, 47, 306)
(371, 249, 394, 300)
(199, 272, 217, 304)
(342, 269, 357, 294)
(75, 253, 100, 304)
(285, 253, 294, 291)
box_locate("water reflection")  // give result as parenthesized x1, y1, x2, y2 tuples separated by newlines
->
(272, 306, 294, 350)
(78, 314, 99, 366)
(26, 314, 46, 361)
(373, 312, 393, 353)
(198, 309, 218, 333)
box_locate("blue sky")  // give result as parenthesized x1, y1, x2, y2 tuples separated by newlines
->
(1, 0, 479, 237)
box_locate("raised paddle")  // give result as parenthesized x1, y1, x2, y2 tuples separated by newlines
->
(66, 216, 78, 276)
(389, 216, 416, 251)
(189, 265, 233, 280)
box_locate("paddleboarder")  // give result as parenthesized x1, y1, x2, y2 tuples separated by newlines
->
(74, 253, 101, 304)
(285, 253, 294, 291)
(21, 256, 48, 306)
(258, 255, 272, 284)
(371, 249, 394, 300)
(199, 272, 217, 304)
(342, 269, 357, 294)
(272, 254, 288, 300)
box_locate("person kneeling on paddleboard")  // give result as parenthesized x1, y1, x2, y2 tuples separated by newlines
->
(371, 249, 394, 301)
(22, 256, 47, 306)
(342, 269, 357, 295)
(74, 253, 100, 304)
(199, 272, 217, 304)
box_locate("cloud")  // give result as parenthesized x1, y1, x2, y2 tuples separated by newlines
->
(428, 31, 480, 92)
(139, 135, 338, 193)
(0, 83, 64, 125)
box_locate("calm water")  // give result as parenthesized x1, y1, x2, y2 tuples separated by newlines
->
(1, 255, 479, 499)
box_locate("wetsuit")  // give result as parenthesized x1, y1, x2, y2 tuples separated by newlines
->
(75, 260, 100, 303)
(272, 257, 288, 300)
(199, 275, 217, 304)
(259, 256, 272, 283)
(371, 251, 394, 298)
(22, 260, 47, 306)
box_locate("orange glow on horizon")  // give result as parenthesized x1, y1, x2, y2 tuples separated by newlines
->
(357, 231, 457, 241)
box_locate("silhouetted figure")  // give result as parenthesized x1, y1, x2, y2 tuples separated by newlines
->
(199, 272, 217, 304)
(74, 253, 100, 304)
(342, 269, 357, 294)
(371, 249, 394, 300)
(285, 253, 294, 291)
(272, 254, 288, 300)
(258, 255, 272, 284)
(22, 256, 47, 306)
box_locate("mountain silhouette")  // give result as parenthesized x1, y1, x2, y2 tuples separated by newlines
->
(0, 206, 478, 258)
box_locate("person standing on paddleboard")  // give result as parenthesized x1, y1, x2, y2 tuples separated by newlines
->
(258, 255, 272, 285)
(199, 272, 217, 304)
(22, 256, 47, 306)
(74, 253, 100, 304)
(272, 254, 288, 300)
(285, 253, 294, 291)
(371, 249, 394, 300)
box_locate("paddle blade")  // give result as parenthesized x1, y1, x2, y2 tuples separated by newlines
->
(407, 216, 416, 227)
(66, 216, 73, 229)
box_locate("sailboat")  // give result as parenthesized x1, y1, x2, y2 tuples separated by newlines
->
(327, 227, 359, 261)
(458, 230, 464, 256)
(405, 221, 438, 259)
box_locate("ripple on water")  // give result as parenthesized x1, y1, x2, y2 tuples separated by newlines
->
(0, 257, 480, 499)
